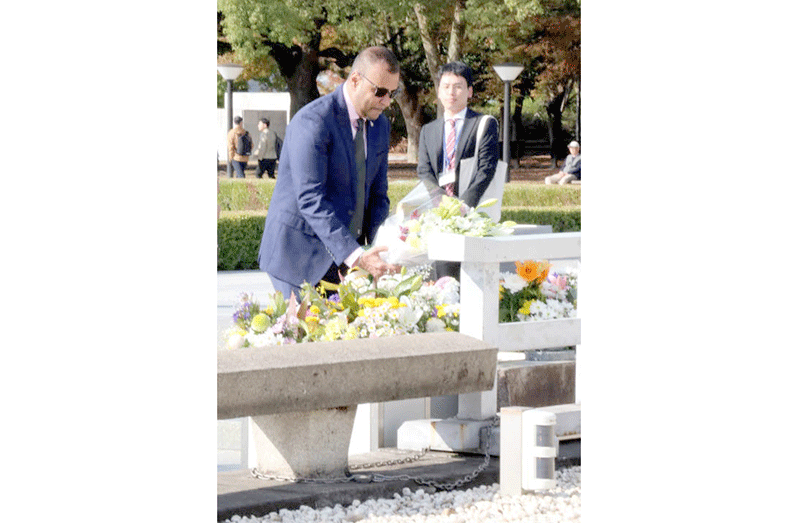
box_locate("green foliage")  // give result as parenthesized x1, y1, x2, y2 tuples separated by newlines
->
(217, 215, 265, 270)
(502, 184, 580, 207)
(218, 179, 275, 211)
(500, 207, 580, 232)
(217, 183, 581, 270)
(220, 178, 580, 213)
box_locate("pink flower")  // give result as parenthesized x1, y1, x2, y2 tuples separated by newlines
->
(551, 274, 568, 291)
(434, 276, 457, 289)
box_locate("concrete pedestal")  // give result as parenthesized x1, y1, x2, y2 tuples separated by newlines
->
(251, 406, 357, 478)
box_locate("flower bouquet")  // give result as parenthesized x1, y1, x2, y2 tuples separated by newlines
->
(499, 260, 579, 323)
(373, 180, 516, 266)
(224, 268, 461, 349)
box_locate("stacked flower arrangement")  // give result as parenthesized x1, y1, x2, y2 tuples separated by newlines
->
(373, 181, 516, 266)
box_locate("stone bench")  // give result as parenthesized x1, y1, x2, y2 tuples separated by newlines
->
(217, 332, 497, 478)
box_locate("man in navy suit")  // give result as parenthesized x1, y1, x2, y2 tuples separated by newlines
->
(417, 61, 499, 209)
(258, 46, 402, 298)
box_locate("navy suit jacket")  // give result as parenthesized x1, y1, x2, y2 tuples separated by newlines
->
(416, 108, 499, 208)
(258, 85, 391, 295)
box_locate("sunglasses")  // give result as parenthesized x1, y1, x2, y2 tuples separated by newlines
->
(359, 72, 401, 99)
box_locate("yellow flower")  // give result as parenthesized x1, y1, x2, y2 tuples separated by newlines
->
(407, 234, 422, 249)
(309, 305, 320, 315)
(519, 300, 533, 315)
(251, 313, 270, 333)
(344, 326, 358, 340)
(515, 260, 551, 284)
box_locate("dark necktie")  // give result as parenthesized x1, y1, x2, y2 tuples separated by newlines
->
(349, 118, 366, 240)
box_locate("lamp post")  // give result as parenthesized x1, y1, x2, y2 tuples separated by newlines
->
(492, 63, 524, 181)
(217, 64, 244, 178)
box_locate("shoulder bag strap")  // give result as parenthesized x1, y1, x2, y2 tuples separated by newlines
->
(459, 115, 490, 190)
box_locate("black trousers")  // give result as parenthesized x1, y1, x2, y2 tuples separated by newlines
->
(255, 159, 277, 178)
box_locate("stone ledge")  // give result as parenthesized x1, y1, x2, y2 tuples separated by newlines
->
(218, 332, 498, 419)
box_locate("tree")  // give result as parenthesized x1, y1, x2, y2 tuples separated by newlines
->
(508, 1, 581, 163)
(218, 0, 380, 117)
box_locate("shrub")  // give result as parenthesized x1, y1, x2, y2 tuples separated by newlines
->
(217, 207, 580, 270)
(217, 215, 265, 270)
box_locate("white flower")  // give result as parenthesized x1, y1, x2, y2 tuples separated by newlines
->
(501, 273, 528, 293)
(225, 331, 246, 350)
(425, 318, 447, 332)
(246, 331, 281, 348)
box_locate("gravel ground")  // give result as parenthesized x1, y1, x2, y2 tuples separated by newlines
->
(222, 466, 580, 523)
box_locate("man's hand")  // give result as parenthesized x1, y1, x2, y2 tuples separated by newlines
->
(355, 245, 401, 282)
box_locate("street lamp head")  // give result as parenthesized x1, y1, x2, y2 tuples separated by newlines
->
(217, 63, 244, 81)
(492, 63, 524, 82)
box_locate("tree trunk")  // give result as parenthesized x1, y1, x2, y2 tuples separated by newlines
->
(396, 84, 423, 164)
(546, 90, 566, 167)
(447, 0, 466, 63)
(271, 38, 322, 118)
(575, 79, 581, 144)
(414, 3, 443, 118)
(511, 92, 525, 167)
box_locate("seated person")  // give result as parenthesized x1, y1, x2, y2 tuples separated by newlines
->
(545, 141, 581, 185)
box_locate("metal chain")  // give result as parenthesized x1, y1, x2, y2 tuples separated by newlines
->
(249, 415, 500, 492)
(349, 447, 428, 470)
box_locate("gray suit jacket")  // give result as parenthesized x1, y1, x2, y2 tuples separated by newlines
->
(257, 84, 391, 296)
(416, 108, 499, 208)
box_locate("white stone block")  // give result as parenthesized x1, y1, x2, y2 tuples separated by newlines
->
(397, 418, 493, 453)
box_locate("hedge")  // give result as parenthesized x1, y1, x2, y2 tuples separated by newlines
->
(218, 179, 580, 213)
(217, 207, 580, 271)
(217, 215, 266, 271)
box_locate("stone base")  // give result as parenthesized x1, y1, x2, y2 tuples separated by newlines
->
(397, 403, 580, 458)
(397, 418, 497, 455)
(251, 406, 357, 478)
(497, 360, 575, 409)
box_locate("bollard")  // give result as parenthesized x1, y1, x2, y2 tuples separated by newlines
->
(522, 409, 557, 490)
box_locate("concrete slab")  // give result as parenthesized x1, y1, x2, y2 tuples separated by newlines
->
(217, 449, 498, 521)
(218, 333, 498, 419)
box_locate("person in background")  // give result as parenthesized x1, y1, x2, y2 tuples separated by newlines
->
(416, 61, 499, 279)
(257, 46, 402, 298)
(252, 117, 281, 179)
(545, 141, 581, 185)
(416, 61, 499, 208)
(227, 116, 250, 178)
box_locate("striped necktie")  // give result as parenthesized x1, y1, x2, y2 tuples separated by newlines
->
(444, 118, 457, 196)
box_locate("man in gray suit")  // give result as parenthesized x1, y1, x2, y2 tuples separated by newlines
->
(417, 61, 499, 209)
(258, 46, 401, 298)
